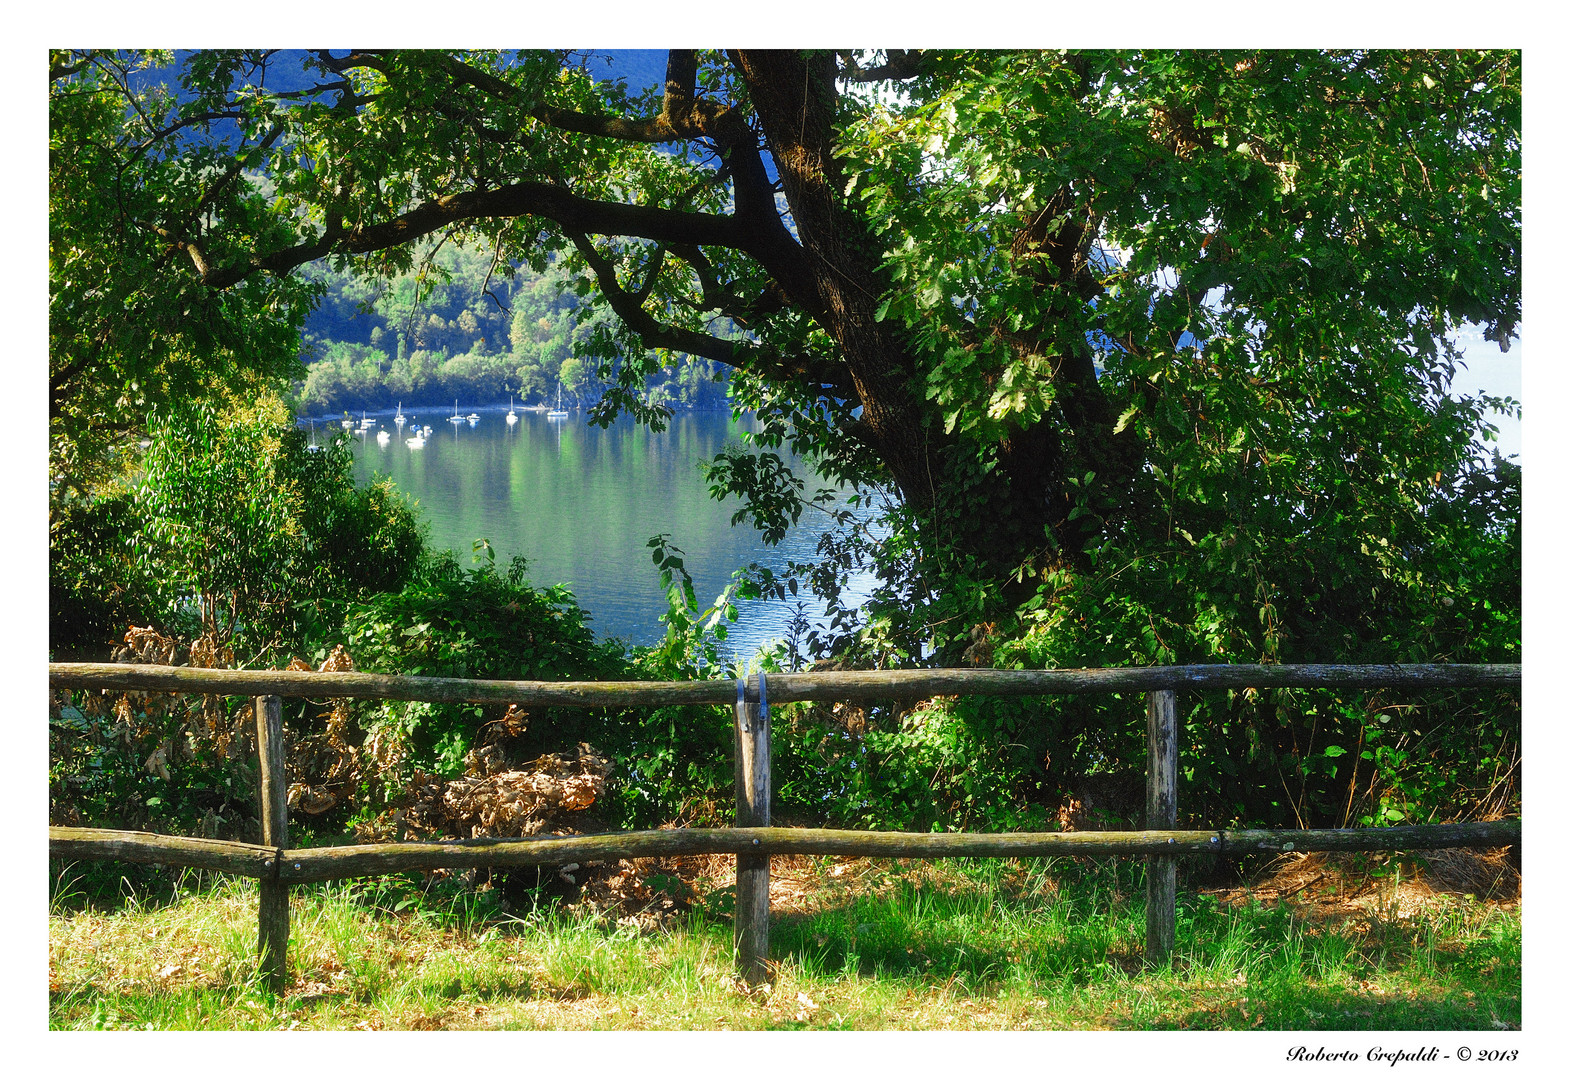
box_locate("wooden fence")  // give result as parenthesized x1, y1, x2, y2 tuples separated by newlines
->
(49, 661, 1521, 991)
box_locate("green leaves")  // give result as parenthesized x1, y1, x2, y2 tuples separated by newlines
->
(49, 49, 1519, 837)
(343, 549, 623, 778)
(139, 399, 305, 642)
(639, 533, 757, 679)
(50, 51, 315, 499)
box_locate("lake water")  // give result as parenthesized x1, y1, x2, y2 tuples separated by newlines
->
(317, 406, 875, 659)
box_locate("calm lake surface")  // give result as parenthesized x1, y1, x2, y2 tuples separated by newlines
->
(317, 406, 874, 659)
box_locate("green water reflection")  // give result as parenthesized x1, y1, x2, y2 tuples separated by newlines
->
(335, 407, 867, 656)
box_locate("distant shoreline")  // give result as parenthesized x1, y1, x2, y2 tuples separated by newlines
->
(294, 401, 740, 424)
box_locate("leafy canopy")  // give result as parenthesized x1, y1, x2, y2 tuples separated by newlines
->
(49, 49, 1518, 672)
(49, 51, 318, 499)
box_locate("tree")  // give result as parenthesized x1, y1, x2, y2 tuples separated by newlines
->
(135, 395, 425, 660)
(48, 50, 316, 501)
(557, 356, 590, 405)
(50, 48, 1519, 664)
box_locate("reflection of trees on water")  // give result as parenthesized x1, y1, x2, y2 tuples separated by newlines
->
(341, 409, 874, 656)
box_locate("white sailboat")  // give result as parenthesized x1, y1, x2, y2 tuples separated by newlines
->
(406, 431, 425, 448)
(547, 385, 569, 420)
(376, 428, 390, 444)
(506, 395, 518, 425)
(394, 403, 405, 427)
(449, 399, 464, 424)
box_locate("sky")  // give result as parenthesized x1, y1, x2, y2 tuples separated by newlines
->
(1452, 326, 1521, 460)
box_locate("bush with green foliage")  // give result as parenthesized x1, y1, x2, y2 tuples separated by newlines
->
(338, 548, 624, 786)
(49, 395, 428, 855)
(132, 397, 423, 661)
(50, 491, 160, 661)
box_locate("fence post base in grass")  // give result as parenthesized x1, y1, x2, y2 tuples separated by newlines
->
(255, 694, 290, 993)
(734, 674, 772, 985)
(1145, 688, 1178, 963)
(258, 863, 288, 993)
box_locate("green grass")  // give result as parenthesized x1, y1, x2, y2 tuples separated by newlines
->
(48, 858, 1520, 1030)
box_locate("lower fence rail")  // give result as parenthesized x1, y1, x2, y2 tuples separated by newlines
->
(51, 818, 1520, 992)
(49, 821, 1522, 883)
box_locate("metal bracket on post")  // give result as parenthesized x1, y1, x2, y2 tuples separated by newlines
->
(758, 667, 769, 730)
(734, 671, 772, 984)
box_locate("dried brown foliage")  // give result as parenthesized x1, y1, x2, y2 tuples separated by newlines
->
(1209, 846, 1520, 918)
(110, 625, 183, 666)
(356, 742, 611, 843)
(56, 627, 618, 856)
(284, 647, 361, 816)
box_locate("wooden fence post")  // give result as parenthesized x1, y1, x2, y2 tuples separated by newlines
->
(255, 694, 290, 993)
(734, 673, 772, 984)
(1145, 688, 1178, 963)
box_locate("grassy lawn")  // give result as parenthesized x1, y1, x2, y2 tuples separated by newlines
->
(48, 853, 1520, 1031)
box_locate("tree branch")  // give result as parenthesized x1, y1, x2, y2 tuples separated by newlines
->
(669, 244, 790, 327)
(198, 181, 754, 289)
(838, 50, 929, 83)
(568, 232, 850, 393)
(347, 49, 748, 148)
(290, 51, 813, 307)
(632, 245, 667, 304)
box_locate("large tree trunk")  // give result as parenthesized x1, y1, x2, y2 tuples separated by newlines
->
(735, 50, 1138, 581)
(732, 51, 942, 515)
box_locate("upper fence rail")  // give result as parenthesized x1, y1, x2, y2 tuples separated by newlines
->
(48, 662, 1522, 706)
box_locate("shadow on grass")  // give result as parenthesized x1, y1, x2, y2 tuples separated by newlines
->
(757, 866, 1519, 1030)
(766, 873, 1141, 986)
(1156, 980, 1520, 1031)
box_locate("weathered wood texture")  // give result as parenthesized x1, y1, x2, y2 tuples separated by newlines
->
(255, 695, 290, 993)
(49, 820, 1521, 884)
(48, 827, 275, 876)
(1145, 689, 1178, 963)
(49, 663, 730, 705)
(734, 676, 772, 984)
(49, 662, 1521, 705)
(256, 696, 289, 849)
(274, 820, 1520, 879)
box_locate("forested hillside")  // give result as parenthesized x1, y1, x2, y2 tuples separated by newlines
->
(297, 244, 731, 415)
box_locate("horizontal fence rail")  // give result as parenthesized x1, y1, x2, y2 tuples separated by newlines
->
(50, 661, 1522, 705)
(48, 661, 1521, 991)
(50, 821, 1522, 885)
